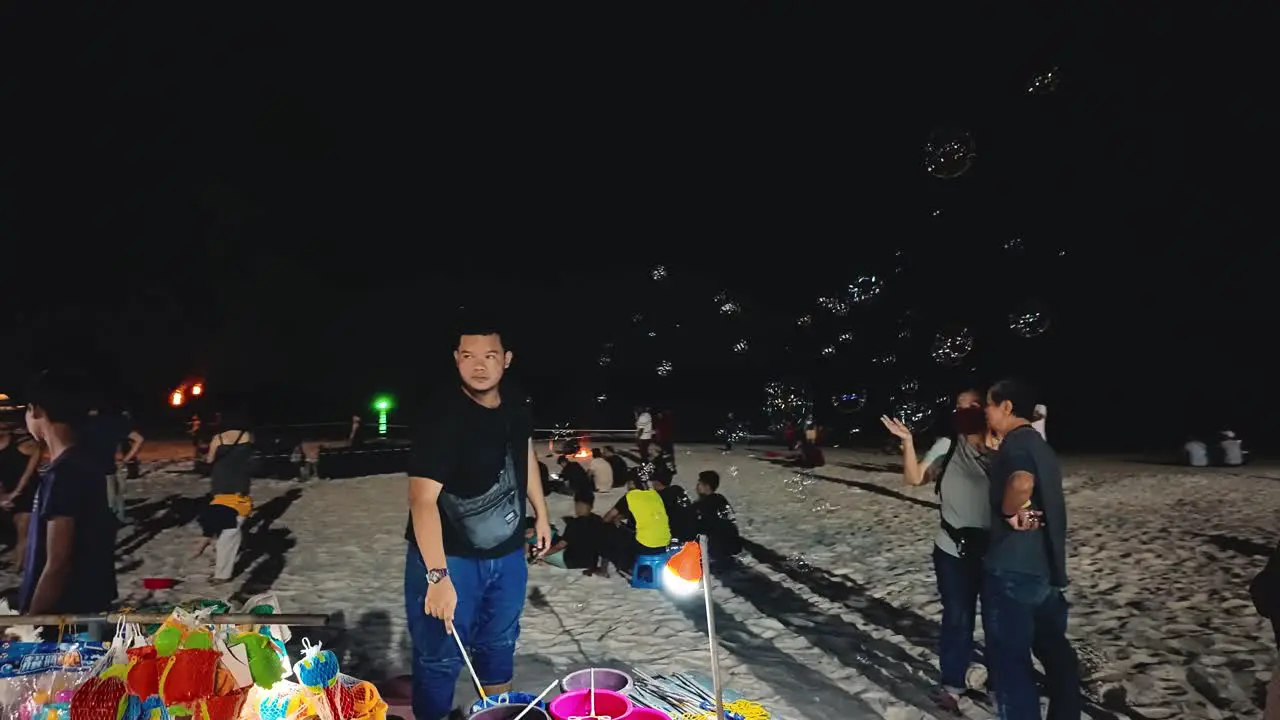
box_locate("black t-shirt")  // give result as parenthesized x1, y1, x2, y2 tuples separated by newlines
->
(560, 514, 606, 569)
(405, 386, 533, 559)
(659, 484, 695, 539)
(19, 445, 117, 613)
(559, 462, 591, 496)
(985, 424, 1069, 587)
(604, 455, 628, 486)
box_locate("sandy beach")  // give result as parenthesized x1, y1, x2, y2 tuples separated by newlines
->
(1, 442, 1275, 719)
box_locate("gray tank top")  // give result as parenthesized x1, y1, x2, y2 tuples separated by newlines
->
(210, 431, 253, 496)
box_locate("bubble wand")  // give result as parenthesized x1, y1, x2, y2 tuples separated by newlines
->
(510, 680, 558, 720)
(449, 622, 488, 704)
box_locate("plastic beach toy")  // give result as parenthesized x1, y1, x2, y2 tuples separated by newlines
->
(469, 691, 550, 715)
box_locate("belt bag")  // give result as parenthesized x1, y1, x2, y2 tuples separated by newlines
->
(439, 447, 523, 550)
(941, 518, 990, 559)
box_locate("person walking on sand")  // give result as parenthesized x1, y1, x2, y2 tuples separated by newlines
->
(1250, 538, 1280, 719)
(634, 407, 653, 460)
(982, 378, 1080, 720)
(190, 408, 254, 585)
(83, 406, 144, 524)
(0, 422, 43, 572)
(405, 323, 552, 720)
(882, 388, 996, 713)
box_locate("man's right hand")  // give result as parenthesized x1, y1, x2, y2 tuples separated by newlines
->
(425, 577, 457, 631)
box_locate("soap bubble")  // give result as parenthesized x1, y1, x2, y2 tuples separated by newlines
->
(837, 331, 854, 345)
(631, 312, 643, 323)
(720, 301, 741, 316)
(931, 327, 974, 366)
(818, 296, 850, 316)
(812, 500, 839, 513)
(595, 393, 607, 403)
(832, 391, 867, 414)
(924, 127, 976, 179)
(796, 314, 813, 327)
(873, 352, 896, 366)
(733, 339, 749, 354)
(651, 265, 667, 281)
(1009, 302, 1051, 338)
(656, 360, 673, 376)
(891, 400, 934, 431)
(899, 378, 919, 394)
(784, 554, 811, 573)
(846, 276, 883, 304)
(598, 353, 611, 366)
(713, 290, 728, 304)
(1027, 67, 1060, 95)
(820, 345, 836, 357)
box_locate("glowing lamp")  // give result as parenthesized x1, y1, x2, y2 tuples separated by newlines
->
(371, 395, 395, 435)
(663, 542, 703, 597)
(190, 383, 203, 396)
(170, 389, 185, 407)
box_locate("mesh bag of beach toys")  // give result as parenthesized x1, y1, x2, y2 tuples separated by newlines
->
(245, 640, 387, 720)
(67, 607, 290, 720)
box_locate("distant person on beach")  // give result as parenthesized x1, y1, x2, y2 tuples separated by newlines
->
(693, 470, 742, 563)
(601, 446, 628, 488)
(556, 455, 592, 498)
(587, 448, 613, 493)
(982, 378, 1080, 719)
(190, 410, 253, 584)
(1032, 403, 1047, 440)
(1219, 430, 1244, 466)
(1183, 437, 1209, 467)
(406, 325, 552, 720)
(602, 475, 671, 573)
(881, 388, 995, 713)
(83, 407, 144, 524)
(0, 423, 43, 572)
(19, 370, 117, 619)
(655, 410, 675, 456)
(347, 414, 364, 447)
(651, 468, 695, 542)
(634, 407, 653, 459)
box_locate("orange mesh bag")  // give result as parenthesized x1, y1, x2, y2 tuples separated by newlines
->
(68, 675, 128, 720)
(126, 645, 161, 699)
(158, 648, 220, 705)
(201, 688, 248, 720)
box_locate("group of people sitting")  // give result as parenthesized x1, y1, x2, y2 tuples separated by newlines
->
(530, 445, 742, 578)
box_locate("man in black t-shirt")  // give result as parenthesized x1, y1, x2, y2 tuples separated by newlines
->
(982, 378, 1080, 720)
(405, 327, 553, 720)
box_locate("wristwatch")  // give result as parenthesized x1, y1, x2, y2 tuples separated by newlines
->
(427, 568, 449, 584)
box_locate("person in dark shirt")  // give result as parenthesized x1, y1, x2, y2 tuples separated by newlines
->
(542, 494, 609, 574)
(404, 326, 553, 720)
(19, 370, 117, 618)
(601, 446, 628, 488)
(982, 378, 1080, 720)
(83, 407, 144, 523)
(693, 470, 742, 562)
(651, 469, 694, 541)
(556, 455, 592, 498)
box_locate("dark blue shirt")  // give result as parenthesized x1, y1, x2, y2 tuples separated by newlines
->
(985, 424, 1069, 587)
(19, 445, 118, 613)
(81, 413, 131, 475)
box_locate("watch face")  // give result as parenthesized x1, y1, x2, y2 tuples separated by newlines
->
(428, 569, 446, 583)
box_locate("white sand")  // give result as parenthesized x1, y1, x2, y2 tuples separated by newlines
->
(2, 445, 1276, 719)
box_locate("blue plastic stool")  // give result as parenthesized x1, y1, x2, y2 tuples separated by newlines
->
(631, 550, 674, 589)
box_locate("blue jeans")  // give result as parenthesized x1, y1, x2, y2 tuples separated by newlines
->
(983, 569, 1081, 720)
(405, 543, 528, 720)
(933, 545, 987, 692)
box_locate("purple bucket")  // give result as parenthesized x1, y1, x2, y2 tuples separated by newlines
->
(560, 667, 634, 696)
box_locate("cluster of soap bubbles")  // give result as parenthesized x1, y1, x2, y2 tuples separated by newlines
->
(783, 472, 816, 502)
(924, 127, 977, 179)
(763, 381, 811, 432)
(930, 326, 975, 366)
(784, 554, 811, 573)
(656, 359, 673, 377)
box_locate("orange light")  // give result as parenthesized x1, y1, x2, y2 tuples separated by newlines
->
(667, 541, 703, 583)
(190, 383, 203, 396)
(170, 390, 185, 407)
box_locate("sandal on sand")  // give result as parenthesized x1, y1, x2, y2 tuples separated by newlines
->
(930, 687, 962, 716)
(209, 577, 231, 586)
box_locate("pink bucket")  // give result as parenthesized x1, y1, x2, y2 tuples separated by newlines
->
(547, 689, 632, 720)
(470, 704, 551, 719)
(622, 709, 672, 719)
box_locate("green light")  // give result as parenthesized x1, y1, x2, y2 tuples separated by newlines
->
(371, 395, 394, 435)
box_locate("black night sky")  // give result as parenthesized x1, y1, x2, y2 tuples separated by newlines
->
(1, 5, 1267, 451)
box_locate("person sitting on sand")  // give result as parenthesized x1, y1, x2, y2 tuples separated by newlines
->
(693, 471, 742, 562)
(651, 468, 694, 542)
(557, 455, 592, 497)
(602, 475, 671, 574)
(1183, 437, 1209, 467)
(190, 409, 254, 585)
(601, 446, 629, 488)
(587, 448, 613, 493)
(541, 493, 610, 575)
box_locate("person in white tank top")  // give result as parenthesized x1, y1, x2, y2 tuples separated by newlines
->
(1032, 404, 1047, 440)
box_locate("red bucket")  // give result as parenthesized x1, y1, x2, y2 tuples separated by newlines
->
(143, 577, 176, 590)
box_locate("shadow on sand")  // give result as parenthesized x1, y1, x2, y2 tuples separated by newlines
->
(230, 488, 303, 603)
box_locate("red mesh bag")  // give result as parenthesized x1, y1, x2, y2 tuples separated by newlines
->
(127, 657, 161, 699)
(158, 648, 220, 705)
(69, 676, 127, 720)
(201, 689, 248, 720)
